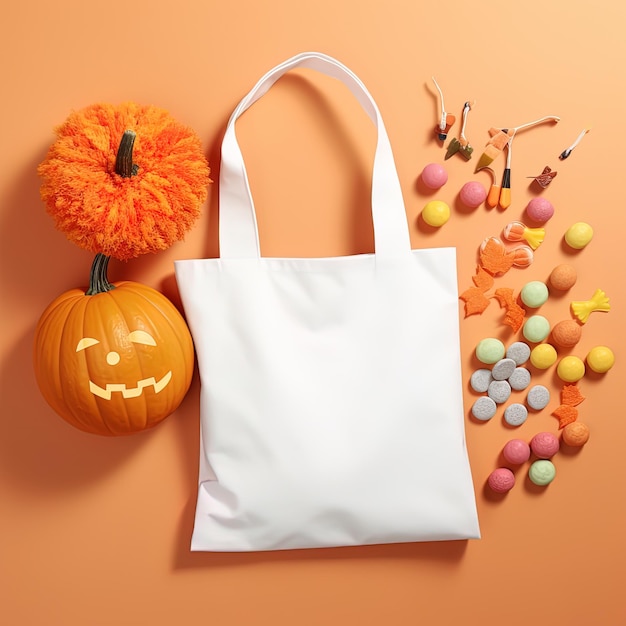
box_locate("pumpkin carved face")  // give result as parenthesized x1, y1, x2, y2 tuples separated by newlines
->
(33, 256, 194, 436)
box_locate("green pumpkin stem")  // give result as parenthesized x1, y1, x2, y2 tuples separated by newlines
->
(86, 253, 115, 295)
(114, 129, 139, 178)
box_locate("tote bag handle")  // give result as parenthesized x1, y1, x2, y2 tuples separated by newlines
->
(219, 52, 412, 259)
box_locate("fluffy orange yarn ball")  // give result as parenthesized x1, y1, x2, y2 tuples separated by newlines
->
(38, 102, 210, 260)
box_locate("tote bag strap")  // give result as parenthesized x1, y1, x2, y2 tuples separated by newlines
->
(219, 51, 411, 259)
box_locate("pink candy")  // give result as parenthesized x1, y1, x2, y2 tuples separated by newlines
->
(530, 432, 560, 459)
(526, 197, 555, 223)
(459, 181, 487, 208)
(420, 163, 448, 190)
(503, 439, 531, 464)
(488, 468, 515, 493)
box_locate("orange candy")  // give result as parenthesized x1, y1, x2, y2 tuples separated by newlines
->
(551, 319, 582, 348)
(562, 422, 590, 447)
(549, 264, 577, 291)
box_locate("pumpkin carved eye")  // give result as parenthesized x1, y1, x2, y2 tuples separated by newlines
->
(127, 330, 156, 346)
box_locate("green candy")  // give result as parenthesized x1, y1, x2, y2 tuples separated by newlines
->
(520, 281, 549, 308)
(529, 460, 556, 486)
(522, 315, 551, 343)
(475, 338, 505, 364)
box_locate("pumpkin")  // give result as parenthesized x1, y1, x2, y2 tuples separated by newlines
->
(37, 102, 210, 261)
(33, 253, 194, 436)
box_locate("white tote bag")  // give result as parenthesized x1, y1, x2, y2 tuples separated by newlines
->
(175, 52, 480, 551)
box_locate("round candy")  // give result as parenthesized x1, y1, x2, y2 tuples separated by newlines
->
(470, 369, 493, 393)
(488, 380, 512, 404)
(549, 264, 577, 291)
(506, 341, 531, 365)
(527, 385, 550, 410)
(492, 358, 517, 381)
(530, 343, 558, 369)
(551, 319, 582, 349)
(564, 222, 593, 249)
(459, 181, 487, 208)
(471, 396, 497, 421)
(508, 367, 531, 391)
(504, 403, 528, 427)
(488, 468, 516, 494)
(528, 459, 556, 486)
(523, 315, 551, 343)
(476, 338, 506, 364)
(421, 163, 448, 189)
(530, 432, 560, 459)
(526, 197, 554, 223)
(422, 200, 450, 227)
(557, 355, 585, 383)
(586, 346, 615, 374)
(503, 439, 531, 464)
(562, 422, 590, 447)
(520, 281, 549, 308)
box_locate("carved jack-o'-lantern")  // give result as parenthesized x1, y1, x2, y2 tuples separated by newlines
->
(33, 254, 194, 436)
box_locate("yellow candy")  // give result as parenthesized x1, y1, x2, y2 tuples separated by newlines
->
(557, 355, 586, 383)
(564, 222, 593, 249)
(530, 343, 558, 369)
(422, 200, 450, 227)
(586, 346, 615, 374)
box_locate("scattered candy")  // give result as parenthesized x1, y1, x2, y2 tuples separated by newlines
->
(527, 385, 550, 410)
(551, 319, 582, 349)
(508, 367, 531, 391)
(472, 396, 497, 421)
(421, 200, 450, 227)
(502, 439, 531, 464)
(528, 165, 557, 188)
(528, 459, 556, 486)
(504, 403, 529, 427)
(506, 341, 531, 365)
(556, 356, 585, 383)
(502, 221, 545, 250)
(511, 245, 534, 269)
(530, 343, 558, 369)
(470, 369, 493, 393)
(571, 288, 610, 324)
(530, 432, 560, 459)
(420, 163, 448, 189)
(520, 280, 549, 308)
(492, 358, 517, 381)
(488, 379, 512, 404)
(488, 468, 516, 493)
(476, 338, 506, 364)
(459, 181, 487, 208)
(562, 422, 590, 447)
(586, 346, 615, 374)
(523, 315, 551, 343)
(525, 197, 555, 223)
(549, 264, 577, 291)
(564, 222, 593, 249)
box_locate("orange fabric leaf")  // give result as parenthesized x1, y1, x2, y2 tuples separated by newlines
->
(460, 288, 491, 316)
(552, 405, 579, 429)
(493, 287, 526, 332)
(480, 238, 515, 276)
(473, 266, 495, 291)
(561, 384, 585, 407)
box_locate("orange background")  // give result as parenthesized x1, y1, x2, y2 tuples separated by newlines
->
(2, 1, 625, 624)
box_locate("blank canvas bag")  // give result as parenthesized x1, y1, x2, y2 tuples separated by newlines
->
(175, 52, 480, 551)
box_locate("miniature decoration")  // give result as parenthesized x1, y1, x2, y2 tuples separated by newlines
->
(527, 165, 557, 188)
(431, 77, 456, 141)
(445, 101, 475, 160)
(559, 128, 590, 160)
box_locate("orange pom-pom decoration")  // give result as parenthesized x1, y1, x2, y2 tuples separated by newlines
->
(38, 102, 210, 261)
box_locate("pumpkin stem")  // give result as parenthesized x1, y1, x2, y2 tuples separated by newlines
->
(86, 253, 116, 295)
(115, 130, 139, 177)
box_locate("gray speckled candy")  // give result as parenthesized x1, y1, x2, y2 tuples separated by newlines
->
(508, 367, 531, 391)
(492, 358, 517, 381)
(471, 396, 497, 421)
(488, 380, 512, 404)
(504, 403, 529, 426)
(506, 341, 531, 366)
(470, 369, 493, 393)
(527, 385, 550, 410)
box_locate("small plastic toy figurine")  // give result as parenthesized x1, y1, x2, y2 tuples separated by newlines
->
(431, 77, 456, 141)
(446, 101, 475, 160)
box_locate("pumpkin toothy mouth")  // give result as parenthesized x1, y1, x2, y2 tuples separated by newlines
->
(89, 371, 172, 400)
